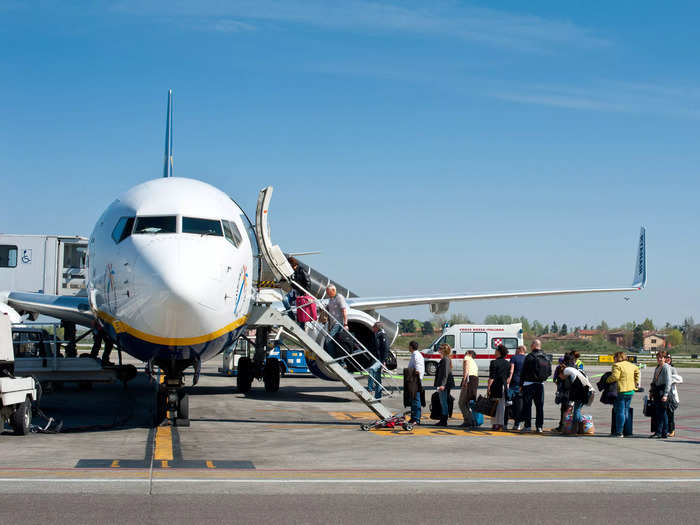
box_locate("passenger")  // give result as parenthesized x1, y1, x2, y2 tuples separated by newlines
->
(487, 345, 510, 431)
(606, 351, 640, 438)
(553, 356, 568, 433)
(283, 257, 311, 320)
(664, 354, 682, 438)
(520, 339, 551, 433)
(650, 350, 672, 439)
(506, 345, 526, 430)
(288, 257, 312, 295)
(558, 352, 593, 433)
(323, 285, 348, 356)
(406, 340, 425, 425)
(434, 343, 455, 427)
(368, 322, 389, 399)
(458, 350, 479, 428)
(573, 351, 584, 372)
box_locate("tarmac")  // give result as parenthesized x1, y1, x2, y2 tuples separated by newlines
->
(1, 358, 699, 521)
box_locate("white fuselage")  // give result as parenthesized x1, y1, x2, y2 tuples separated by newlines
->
(87, 177, 253, 364)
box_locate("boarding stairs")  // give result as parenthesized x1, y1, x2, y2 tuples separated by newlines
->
(246, 302, 396, 420)
(248, 185, 398, 420)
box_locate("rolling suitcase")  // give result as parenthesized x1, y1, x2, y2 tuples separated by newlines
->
(611, 405, 633, 436)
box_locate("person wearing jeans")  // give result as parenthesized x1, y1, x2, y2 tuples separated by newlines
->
(434, 344, 455, 427)
(407, 341, 424, 425)
(606, 351, 640, 437)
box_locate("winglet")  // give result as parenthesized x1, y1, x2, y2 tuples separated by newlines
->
(163, 89, 173, 178)
(632, 226, 646, 289)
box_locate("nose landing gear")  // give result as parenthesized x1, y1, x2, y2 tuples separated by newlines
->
(154, 368, 190, 427)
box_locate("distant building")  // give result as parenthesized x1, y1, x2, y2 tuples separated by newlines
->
(578, 330, 601, 341)
(643, 332, 668, 351)
(607, 331, 626, 347)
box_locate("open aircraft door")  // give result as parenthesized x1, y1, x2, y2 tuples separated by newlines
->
(255, 186, 294, 283)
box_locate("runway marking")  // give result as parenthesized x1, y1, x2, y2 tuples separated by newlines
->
(329, 411, 376, 421)
(370, 427, 546, 437)
(154, 426, 174, 461)
(2, 477, 700, 485)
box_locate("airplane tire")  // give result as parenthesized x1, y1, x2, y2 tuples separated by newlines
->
(178, 392, 189, 420)
(155, 389, 167, 426)
(237, 357, 253, 393)
(12, 397, 31, 436)
(425, 361, 438, 376)
(264, 358, 280, 392)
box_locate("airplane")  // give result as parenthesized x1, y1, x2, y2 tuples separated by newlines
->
(0, 91, 647, 426)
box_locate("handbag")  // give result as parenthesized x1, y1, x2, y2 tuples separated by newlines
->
(586, 388, 595, 406)
(474, 395, 498, 417)
(643, 395, 655, 417)
(385, 351, 397, 371)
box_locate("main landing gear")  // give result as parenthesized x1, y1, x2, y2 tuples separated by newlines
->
(236, 326, 281, 394)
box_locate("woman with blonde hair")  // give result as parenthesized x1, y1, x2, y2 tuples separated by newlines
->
(434, 343, 455, 427)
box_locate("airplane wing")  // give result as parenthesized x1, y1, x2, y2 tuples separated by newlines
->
(347, 227, 646, 313)
(1, 291, 94, 326)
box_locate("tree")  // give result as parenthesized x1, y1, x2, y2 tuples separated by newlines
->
(583, 324, 588, 330)
(640, 318, 655, 331)
(632, 324, 644, 349)
(543, 325, 550, 334)
(421, 321, 434, 335)
(519, 316, 530, 332)
(560, 323, 568, 336)
(667, 329, 683, 347)
(484, 314, 514, 324)
(597, 320, 609, 332)
(398, 319, 421, 333)
(551, 321, 559, 334)
(531, 320, 543, 335)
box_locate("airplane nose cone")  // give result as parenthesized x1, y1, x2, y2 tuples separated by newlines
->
(131, 237, 226, 340)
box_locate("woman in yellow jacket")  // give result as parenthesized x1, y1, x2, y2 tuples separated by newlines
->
(606, 351, 640, 437)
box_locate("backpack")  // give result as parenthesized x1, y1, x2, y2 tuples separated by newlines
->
(532, 352, 552, 382)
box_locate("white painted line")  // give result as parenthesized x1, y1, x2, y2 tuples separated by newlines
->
(1, 478, 700, 484)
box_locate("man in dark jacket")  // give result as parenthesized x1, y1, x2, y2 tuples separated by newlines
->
(368, 322, 389, 399)
(520, 339, 550, 433)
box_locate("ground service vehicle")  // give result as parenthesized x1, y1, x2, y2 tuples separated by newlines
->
(0, 235, 88, 297)
(0, 314, 37, 435)
(421, 323, 524, 375)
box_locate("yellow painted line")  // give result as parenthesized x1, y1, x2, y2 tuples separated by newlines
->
(328, 411, 377, 421)
(206, 461, 216, 469)
(96, 309, 247, 346)
(110, 460, 119, 468)
(154, 427, 174, 461)
(370, 427, 534, 437)
(161, 460, 169, 469)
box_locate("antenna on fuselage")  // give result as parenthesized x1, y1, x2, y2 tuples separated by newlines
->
(163, 89, 174, 178)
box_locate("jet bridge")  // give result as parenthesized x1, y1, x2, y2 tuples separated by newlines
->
(250, 186, 397, 420)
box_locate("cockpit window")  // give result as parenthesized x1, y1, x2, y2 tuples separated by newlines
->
(182, 217, 223, 236)
(111, 217, 135, 244)
(133, 216, 177, 234)
(222, 219, 243, 247)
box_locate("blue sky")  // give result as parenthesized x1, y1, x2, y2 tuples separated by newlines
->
(1, 1, 698, 328)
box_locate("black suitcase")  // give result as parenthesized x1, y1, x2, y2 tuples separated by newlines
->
(429, 391, 454, 420)
(611, 406, 633, 436)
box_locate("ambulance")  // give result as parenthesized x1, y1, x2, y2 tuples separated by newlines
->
(421, 323, 523, 375)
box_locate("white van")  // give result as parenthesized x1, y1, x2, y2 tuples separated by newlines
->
(421, 323, 523, 375)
